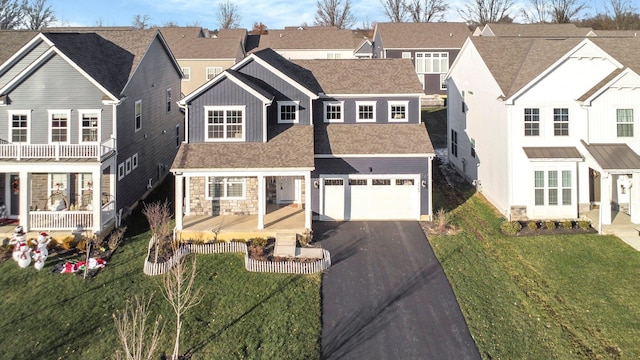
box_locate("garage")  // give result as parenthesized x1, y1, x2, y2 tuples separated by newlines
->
(319, 175, 420, 221)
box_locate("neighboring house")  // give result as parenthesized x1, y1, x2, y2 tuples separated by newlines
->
(472, 23, 593, 37)
(248, 26, 366, 59)
(372, 22, 471, 103)
(447, 36, 640, 229)
(171, 49, 433, 235)
(0, 29, 183, 236)
(160, 27, 247, 96)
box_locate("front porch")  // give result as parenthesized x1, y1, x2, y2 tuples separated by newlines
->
(585, 208, 640, 251)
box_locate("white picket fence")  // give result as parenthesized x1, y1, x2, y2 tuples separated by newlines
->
(143, 239, 331, 276)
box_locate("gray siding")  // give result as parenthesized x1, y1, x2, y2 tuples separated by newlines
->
(313, 156, 431, 215)
(312, 96, 421, 124)
(0, 54, 113, 144)
(0, 39, 51, 89)
(115, 36, 183, 211)
(187, 77, 265, 142)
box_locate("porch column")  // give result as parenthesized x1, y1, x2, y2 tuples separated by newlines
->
(305, 172, 311, 229)
(19, 171, 30, 231)
(257, 175, 265, 230)
(174, 174, 184, 230)
(631, 173, 640, 224)
(92, 167, 101, 233)
(600, 173, 612, 226)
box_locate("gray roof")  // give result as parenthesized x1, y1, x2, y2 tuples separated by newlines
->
(375, 22, 470, 49)
(315, 123, 434, 156)
(523, 147, 582, 159)
(479, 23, 592, 37)
(253, 27, 359, 51)
(0, 31, 38, 64)
(293, 58, 423, 94)
(171, 125, 315, 170)
(250, 48, 323, 94)
(581, 141, 640, 170)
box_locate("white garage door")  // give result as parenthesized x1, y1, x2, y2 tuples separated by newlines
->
(320, 175, 420, 221)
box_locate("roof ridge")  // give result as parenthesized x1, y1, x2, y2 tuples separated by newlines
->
(506, 38, 536, 97)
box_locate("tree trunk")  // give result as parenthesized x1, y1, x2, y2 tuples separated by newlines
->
(173, 314, 181, 359)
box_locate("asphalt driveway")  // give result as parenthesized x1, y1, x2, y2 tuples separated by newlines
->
(316, 221, 480, 360)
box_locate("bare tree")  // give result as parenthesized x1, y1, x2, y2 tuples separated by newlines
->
(251, 21, 268, 35)
(549, 0, 587, 23)
(607, 0, 636, 29)
(520, 0, 550, 23)
(217, 0, 241, 29)
(112, 295, 164, 360)
(22, 0, 55, 30)
(0, 0, 24, 29)
(380, 0, 407, 22)
(132, 14, 151, 29)
(407, 0, 449, 22)
(162, 252, 201, 360)
(314, 0, 356, 29)
(143, 200, 172, 264)
(458, 0, 515, 25)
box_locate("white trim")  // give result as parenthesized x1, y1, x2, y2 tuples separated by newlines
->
(8, 110, 31, 143)
(118, 163, 125, 180)
(181, 67, 191, 81)
(172, 169, 313, 176)
(320, 93, 424, 98)
(323, 101, 344, 123)
(0, 33, 50, 72)
(205, 176, 246, 200)
(132, 153, 139, 170)
(355, 101, 376, 123)
(315, 153, 434, 158)
(180, 71, 272, 105)
(47, 173, 70, 210)
(206, 66, 223, 80)
(134, 100, 142, 132)
(125, 158, 132, 175)
(388, 101, 409, 122)
(277, 100, 299, 124)
(204, 105, 246, 142)
(47, 109, 71, 143)
(78, 109, 101, 143)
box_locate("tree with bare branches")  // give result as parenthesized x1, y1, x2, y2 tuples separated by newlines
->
(23, 0, 55, 30)
(548, 0, 587, 23)
(520, 0, 550, 23)
(406, 0, 449, 22)
(380, 0, 407, 22)
(143, 200, 172, 264)
(112, 295, 164, 360)
(162, 251, 201, 360)
(0, 0, 24, 29)
(217, 0, 241, 29)
(458, 0, 515, 25)
(132, 14, 151, 29)
(314, 0, 356, 29)
(607, 0, 635, 29)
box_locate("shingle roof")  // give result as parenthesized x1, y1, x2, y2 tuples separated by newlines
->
(254, 27, 358, 50)
(315, 123, 434, 156)
(0, 31, 38, 64)
(293, 58, 423, 94)
(592, 30, 640, 37)
(160, 27, 246, 59)
(171, 125, 315, 170)
(250, 48, 323, 94)
(582, 141, 640, 170)
(375, 22, 470, 49)
(480, 23, 592, 37)
(523, 147, 582, 159)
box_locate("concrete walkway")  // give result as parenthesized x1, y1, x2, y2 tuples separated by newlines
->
(586, 209, 640, 250)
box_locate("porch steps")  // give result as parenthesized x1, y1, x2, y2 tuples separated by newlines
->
(274, 233, 297, 257)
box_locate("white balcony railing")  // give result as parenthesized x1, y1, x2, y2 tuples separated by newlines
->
(29, 201, 117, 231)
(101, 200, 116, 226)
(0, 140, 115, 161)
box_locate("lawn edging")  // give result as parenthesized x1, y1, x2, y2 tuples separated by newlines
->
(143, 239, 331, 276)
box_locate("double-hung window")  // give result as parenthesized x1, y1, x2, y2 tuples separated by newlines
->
(207, 177, 245, 199)
(278, 101, 299, 123)
(166, 88, 172, 113)
(415, 52, 449, 74)
(205, 106, 245, 141)
(80, 110, 99, 143)
(617, 109, 634, 137)
(524, 108, 539, 136)
(323, 101, 344, 123)
(388, 101, 408, 122)
(534, 170, 572, 206)
(553, 108, 569, 136)
(181, 67, 191, 81)
(9, 111, 29, 143)
(49, 110, 70, 143)
(451, 129, 458, 157)
(206, 67, 222, 80)
(356, 101, 376, 122)
(135, 100, 142, 131)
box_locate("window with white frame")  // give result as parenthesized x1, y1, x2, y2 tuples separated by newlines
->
(205, 106, 245, 141)
(175, 124, 181, 148)
(440, 74, 447, 90)
(132, 153, 138, 170)
(80, 110, 99, 143)
(356, 101, 376, 122)
(278, 101, 299, 123)
(49, 110, 70, 143)
(181, 67, 191, 81)
(9, 111, 29, 143)
(326, 53, 342, 59)
(79, 173, 93, 208)
(135, 100, 142, 131)
(206, 66, 223, 80)
(118, 163, 125, 180)
(125, 158, 132, 174)
(553, 108, 569, 136)
(207, 177, 245, 199)
(401, 52, 411, 59)
(48, 173, 69, 209)
(451, 129, 458, 157)
(524, 108, 540, 136)
(415, 52, 449, 74)
(534, 170, 572, 206)
(617, 109, 634, 137)
(166, 88, 172, 113)
(388, 101, 408, 122)
(323, 101, 344, 123)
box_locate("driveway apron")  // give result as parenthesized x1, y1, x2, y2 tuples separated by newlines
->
(317, 221, 480, 360)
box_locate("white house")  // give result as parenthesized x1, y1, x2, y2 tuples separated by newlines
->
(447, 36, 640, 229)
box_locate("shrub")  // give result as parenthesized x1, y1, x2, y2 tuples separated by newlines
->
(527, 221, 539, 230)
(562, 220, 573, 229)
(435, 208, 451, 233)
(60, 236, 75, 250)
(76, 239, 87, 251)
(500, 221, 522, 235)
(545, 221, 556, 230)
(578, 220, 591, 231)
(250, 237, 267, 247)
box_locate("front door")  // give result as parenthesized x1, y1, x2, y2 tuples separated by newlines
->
(276, 176, 296, 204)
(9, 174, 19, 216)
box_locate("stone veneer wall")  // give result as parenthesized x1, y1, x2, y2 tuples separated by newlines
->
(509, 206, 528, 221)
(31, 174, 48, 211)
(189, 176, 258, 216)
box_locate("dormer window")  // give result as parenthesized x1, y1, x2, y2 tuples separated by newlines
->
(205, 106, 245, 141)
(324, 101, 344, 123)
(388, 101, 408, 122)
(278, 101, 299, 124)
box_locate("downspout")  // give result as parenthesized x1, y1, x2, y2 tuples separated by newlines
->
(178, 102, 189, 144)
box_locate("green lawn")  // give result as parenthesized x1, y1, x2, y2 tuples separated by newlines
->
(429, 193, 640, 359)
(0, 186, 321, 359)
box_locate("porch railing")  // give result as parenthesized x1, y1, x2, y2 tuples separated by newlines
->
(30, 211, 93, 231)
(0, 140, 115, 161)
(101, 200, 116, 227)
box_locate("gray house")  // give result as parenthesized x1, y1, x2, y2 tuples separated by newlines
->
(0, 29, 183, 236)
(171, 49, 433, 236)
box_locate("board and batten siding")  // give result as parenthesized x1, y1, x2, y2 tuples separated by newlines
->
(312, 96, 420, 124)
(0, 54, 113, 144)
(114, 36, 183, 211)
(313, 156, 431, 215)
(187, 77, 265, 143)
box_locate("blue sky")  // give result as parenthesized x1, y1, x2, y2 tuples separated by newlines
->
(47, 0, 637, 30)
